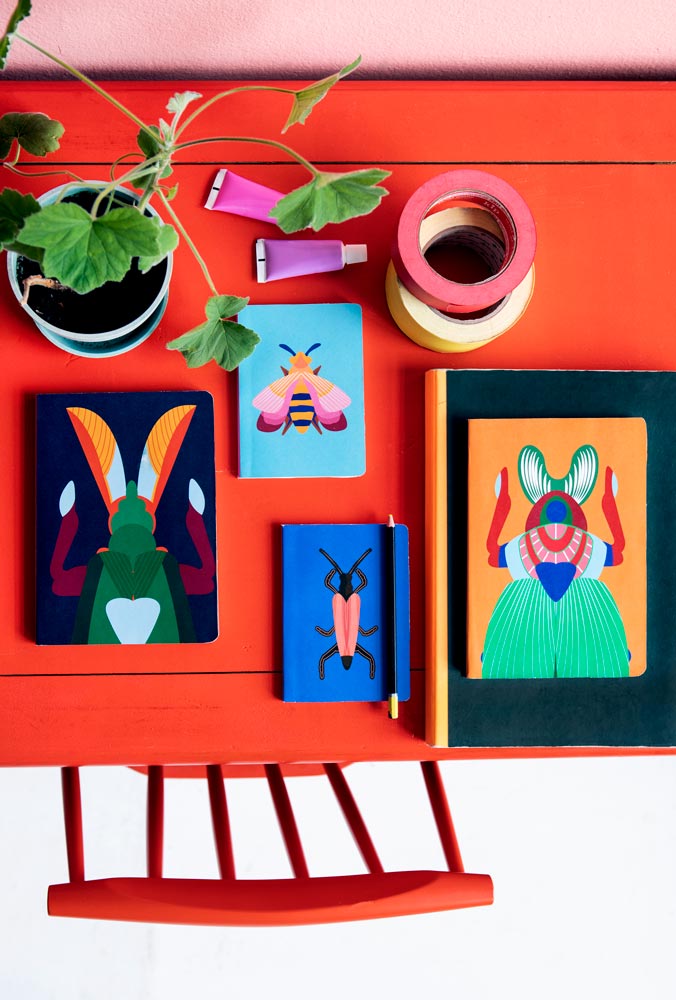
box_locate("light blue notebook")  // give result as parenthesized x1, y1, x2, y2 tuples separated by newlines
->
(237, 303, 365, 478)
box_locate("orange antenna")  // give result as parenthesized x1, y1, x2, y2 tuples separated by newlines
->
(136, 405, 196, 513)
(66, 407, 126, 513)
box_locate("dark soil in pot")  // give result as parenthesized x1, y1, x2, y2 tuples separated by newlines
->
(17, 255, 168, 334)
(16, 189, 168, 335)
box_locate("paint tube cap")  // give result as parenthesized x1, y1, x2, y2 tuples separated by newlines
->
(344, 244, 368, 265)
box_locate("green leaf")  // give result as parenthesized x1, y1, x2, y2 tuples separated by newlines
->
(132, 124, 172, 190)
(0, 112, 64, 159)
(137, 124, 162, 160)
(167, 294, 259, 371)
(166, 91, 202, 116)
(6, 238, 42, 263)
(0, 188, 43, 261)
(0, 0, 31, 71)
(0, 187, 39, 245)
(138, 220, 178, 273)
(19, 201, 161, 293)
(281, 56, 361, 133)
(273, 167, 390, 232)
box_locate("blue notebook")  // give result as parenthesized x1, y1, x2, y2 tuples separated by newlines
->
(237, 303, 365, 478)
(36, 391, 218, 646)
(282, 522, 410, 703)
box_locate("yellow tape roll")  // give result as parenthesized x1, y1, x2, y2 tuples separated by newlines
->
(386, 207, 535, 352)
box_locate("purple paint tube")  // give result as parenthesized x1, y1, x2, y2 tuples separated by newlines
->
(255, 238, 368, 282)
(205, 168, 283, 223)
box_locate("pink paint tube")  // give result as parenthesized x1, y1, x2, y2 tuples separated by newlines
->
(255, 238, 368, 282)
(205, 168, 283, 223)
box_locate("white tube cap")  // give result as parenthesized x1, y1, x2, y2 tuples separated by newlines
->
(255, 238, 267, 283)
(205, 168, 227, 210)
(344, 243, 368, 265)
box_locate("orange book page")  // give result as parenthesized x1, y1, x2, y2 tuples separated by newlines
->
(467, 418, 646, 679)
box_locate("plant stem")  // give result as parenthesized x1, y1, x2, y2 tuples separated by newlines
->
(3, 139, 21, 168)
(175, 85, 295, 139)
(109, 153, 144, 180)
(157, 188, 218, 297)
(15, 33, 159, 142)
(89, 155, 165, 215)
(136, 186, 154, 213)
(2, 162, 84, 183)
(174, 136, 318, 177)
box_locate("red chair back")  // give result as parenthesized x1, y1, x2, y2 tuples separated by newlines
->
(48, 761, 493, 925)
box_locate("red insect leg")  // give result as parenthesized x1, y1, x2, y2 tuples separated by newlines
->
(486, 467, 511, 567)
(179, 505, 216, 595)
(50, 506, 87, 597)
(602, 466, 625, 565)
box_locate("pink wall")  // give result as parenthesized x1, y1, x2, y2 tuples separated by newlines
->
(2, 0, 675, 79)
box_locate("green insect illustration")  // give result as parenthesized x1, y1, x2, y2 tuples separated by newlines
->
(50, 404, 215, 644)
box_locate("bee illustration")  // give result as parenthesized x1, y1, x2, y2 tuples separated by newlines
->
(252, 342, 350, 435)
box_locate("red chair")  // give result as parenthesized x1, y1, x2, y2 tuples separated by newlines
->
(48, 761, 493, 925)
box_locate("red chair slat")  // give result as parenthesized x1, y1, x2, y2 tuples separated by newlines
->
(264, 763, 309, 879)
(146, 765, 164, 879)
(48, 870, 493, 925)
(206, 764, 235, 879)
(61, 767, 85, 883)
(323, 763, 384, 875)
(421, 760, 464, 873)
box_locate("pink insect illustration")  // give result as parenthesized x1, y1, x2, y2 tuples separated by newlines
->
(252, 342, 351, 435)
(481, 444, 629, 678)
(314, 547, 378, 680)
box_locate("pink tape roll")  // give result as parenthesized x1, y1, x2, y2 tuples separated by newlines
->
(392, 170, 536, 314)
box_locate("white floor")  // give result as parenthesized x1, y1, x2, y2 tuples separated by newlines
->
(0, 757, 674, 1000)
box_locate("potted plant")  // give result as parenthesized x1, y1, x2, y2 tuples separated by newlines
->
(0, 0, 390, 368)
(6, 181, 175, 357)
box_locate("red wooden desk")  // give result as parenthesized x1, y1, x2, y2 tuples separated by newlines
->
(1, 80, 675, 766)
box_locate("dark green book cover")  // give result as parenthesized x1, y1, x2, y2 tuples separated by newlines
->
(436, 369, 676, 748)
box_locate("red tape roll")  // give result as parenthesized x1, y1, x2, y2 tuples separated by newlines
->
(392, 170, 536, 314)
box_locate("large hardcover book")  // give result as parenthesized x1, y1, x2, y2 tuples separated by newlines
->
(425, 369, 675, 749)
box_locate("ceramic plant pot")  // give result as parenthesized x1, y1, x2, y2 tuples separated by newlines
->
(7, 183, 173, 358)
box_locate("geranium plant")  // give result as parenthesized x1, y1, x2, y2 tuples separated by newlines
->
(0, 0, 389, 369)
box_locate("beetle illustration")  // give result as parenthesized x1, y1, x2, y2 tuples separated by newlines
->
(50, 404, 215, 645)
(482, 443, 629, 678)
(252, 342, 350, 435)
(314, 547, 378, 680)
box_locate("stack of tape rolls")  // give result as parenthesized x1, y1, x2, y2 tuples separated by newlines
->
(386, 170, 536, 352)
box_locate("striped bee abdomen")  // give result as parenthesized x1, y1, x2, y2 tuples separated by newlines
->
(288, 379, 315, 433)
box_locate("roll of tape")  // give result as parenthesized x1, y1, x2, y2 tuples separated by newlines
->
(386, 206, 534, 352)
(386, 260, 534, 353)
(392, 169, 536, 314)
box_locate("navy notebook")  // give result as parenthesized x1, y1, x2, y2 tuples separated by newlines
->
(36, 390, 218, 645)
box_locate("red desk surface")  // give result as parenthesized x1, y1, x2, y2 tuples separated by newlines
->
(1, 80, 675, 765)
